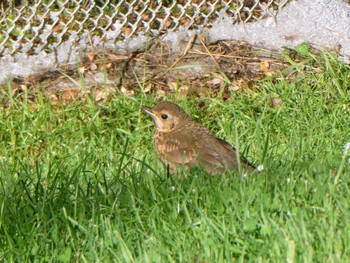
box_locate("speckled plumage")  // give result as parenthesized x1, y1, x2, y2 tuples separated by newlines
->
(141, 101, 253, 175)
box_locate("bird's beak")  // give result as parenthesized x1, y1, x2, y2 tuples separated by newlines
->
(141, 106, 154, 116)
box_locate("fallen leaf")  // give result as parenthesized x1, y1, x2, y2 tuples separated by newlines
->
(49, 94, 60, 105)
(180, 17, 191, 26)
(90, 63, 98, 71)
(61, 88, 81, 102)
(270, 97, 283, 109)
(124, 27, 132, 35)
(210, 78, 224, 86)
(260, 60, 272, 76)
(86, 51, 95, 62)
(107, 52, 129, 61)
(178, 85, 189, 98)
(228, 85, 240, 91)
(78, 66, 85, 74)
(120, 86, 134, 96)
(95, 89, 108, 101)
(143, 83, 152, 93)
(163, 18, 172, 28)
(19, 84, 28, 92)
(52, 23, 62, 32)
(167, 82, 178, 91)
(141, 13, 150, 21)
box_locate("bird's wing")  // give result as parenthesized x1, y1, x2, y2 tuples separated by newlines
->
(195, 136, 235, 170)
(156, 136, 199, 166)
(215, 137, 254, 168)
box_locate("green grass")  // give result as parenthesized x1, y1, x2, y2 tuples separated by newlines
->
(0, 52, 349, 262)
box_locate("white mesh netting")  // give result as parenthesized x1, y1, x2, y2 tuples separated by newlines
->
(0, 0, 289, 55)
(1, 0, 350, 85)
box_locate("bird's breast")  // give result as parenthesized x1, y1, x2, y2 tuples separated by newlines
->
(153, 131, 182, 153)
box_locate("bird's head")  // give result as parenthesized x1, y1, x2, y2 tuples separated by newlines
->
(141, 102, 190, 132)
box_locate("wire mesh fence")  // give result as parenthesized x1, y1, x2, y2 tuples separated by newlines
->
(0, 0, 290, 56)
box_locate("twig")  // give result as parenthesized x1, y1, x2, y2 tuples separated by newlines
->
(198, 35, 221, 70)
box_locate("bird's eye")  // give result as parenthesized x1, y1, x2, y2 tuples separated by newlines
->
(161, 114, 168, 119)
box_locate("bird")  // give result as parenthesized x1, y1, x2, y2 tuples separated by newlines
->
(141, 101, 254, 175)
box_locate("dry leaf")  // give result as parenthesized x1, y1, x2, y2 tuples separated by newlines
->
(90, 63, 98, 71)
(108, 86, 117, 93)
(120, 87, 127, 94)
(141, 13, 150, 21)
(95, 89, 108, 102)
(20, 84, 28, 92)
(228, 85, 240, 91)
(107, 52, 129, 61)
(178, 85, 189, 99)
(179, 85, 189, 93)
(156, 89, 166, 97)
(52, 23, 62, 33)
(143, 84, 152, 93)
(270, 97, 283, 109)
(124, 27, 132, 35)
(163, 18, 172, 28)
(210, 78, 224, 86)
(180, 17, 191, 26)
(61, 88, 81, 102)
(120, 86, 134, 96)
(260, 60, 272, 76)
(86, 51, 95, 62)
(167, 82, 178, 90)
(78, 66, 85, 74)
(49, 94, 60, 105)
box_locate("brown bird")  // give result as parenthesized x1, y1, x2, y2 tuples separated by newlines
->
(141, 101, 254, 175)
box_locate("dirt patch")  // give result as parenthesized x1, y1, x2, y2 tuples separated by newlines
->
(2, 38, 315, 105)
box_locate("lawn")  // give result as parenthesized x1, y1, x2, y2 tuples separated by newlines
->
(0, 51, 349, 262)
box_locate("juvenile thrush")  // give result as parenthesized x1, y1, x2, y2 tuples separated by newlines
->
(141, 101, 254, 175)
